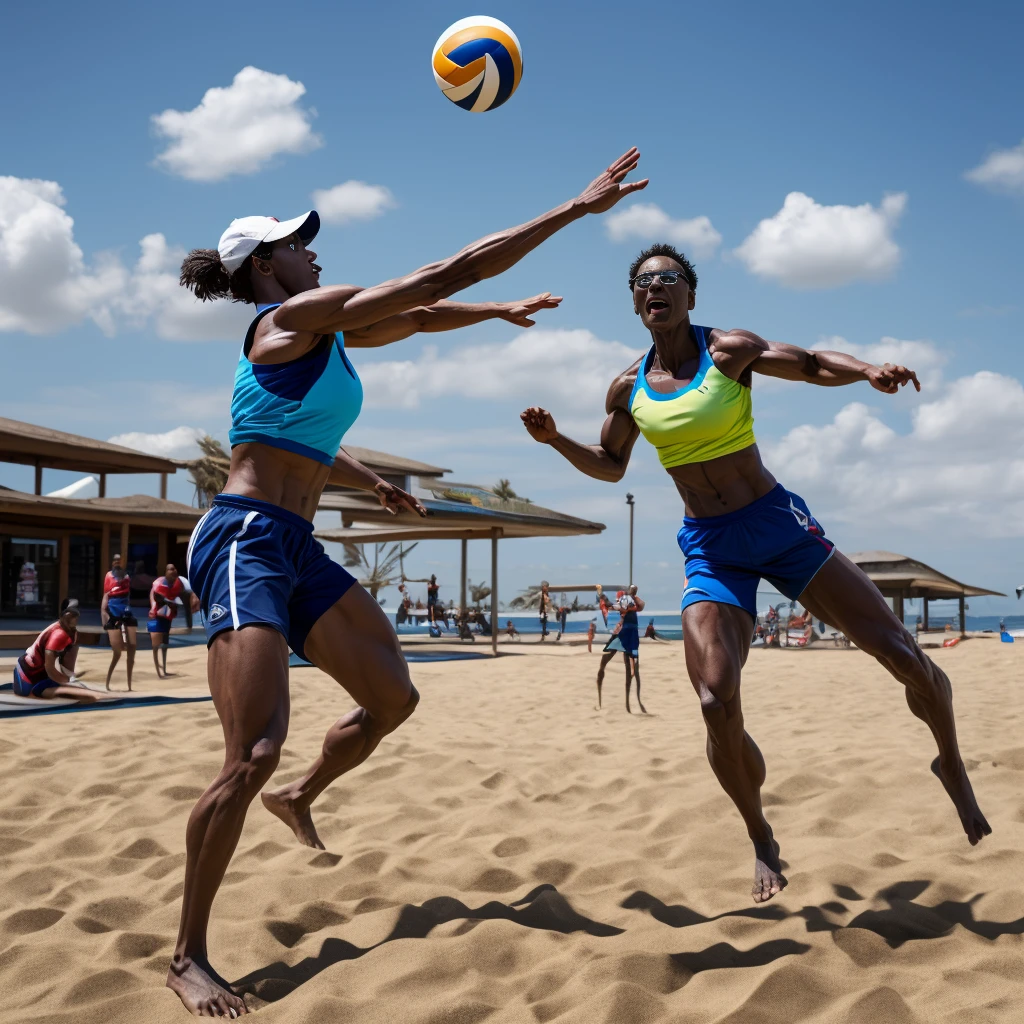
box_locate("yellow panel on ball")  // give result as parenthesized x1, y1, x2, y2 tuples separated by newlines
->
(431, 16, 523, 113)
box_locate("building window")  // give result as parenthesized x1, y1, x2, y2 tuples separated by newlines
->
(1, 536, 59, 618)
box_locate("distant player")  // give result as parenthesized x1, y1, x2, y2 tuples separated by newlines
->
(101, 553, 137, 690)
(13, 599, 102, 702)
(148, 564, 197, 678)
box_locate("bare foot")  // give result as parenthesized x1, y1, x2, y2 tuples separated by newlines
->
(637, 701, 648, 714)
(261, 789, 325, 849)
(752, 838, 787, 903)
(167, 955, 248, 1016)
(931, 757, 992, 845)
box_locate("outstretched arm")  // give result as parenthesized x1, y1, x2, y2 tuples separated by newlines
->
(329, 449, 427, 517)
(276, 148, 647, 335)
(521, 367, 641, 483)
(343, 294, 562, 348)
(715, 330, 921, 393)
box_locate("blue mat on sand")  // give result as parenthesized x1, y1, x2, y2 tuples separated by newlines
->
(0, 693, 211, 719)
(288, 650, 491, 668)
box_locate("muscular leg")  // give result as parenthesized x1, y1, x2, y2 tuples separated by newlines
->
(151, 634, 164, 678)
(161, 637, 169, 675)
(106, 631, 122, 689)
(124, 626, 136, 690)
(261, 585, 419, 850)
(800, 551, 990, 845)
(632, 656, 647, 714)
(167, 625, 289, 1017)
(595, 650, 615, 708)
(683, 601, 785, 902)
(624, 653, 633, 713)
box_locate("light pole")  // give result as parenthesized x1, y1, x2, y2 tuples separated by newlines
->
(625, 492, 635, 586)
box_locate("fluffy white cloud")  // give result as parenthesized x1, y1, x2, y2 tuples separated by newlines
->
(0, 176, 125, 333)
(358, 328, 644, 414)
(108, 426, 207, 460)
(965, 141, 1024, 194)
(813, 335, 947, 389)
(152, 67, 322, 182)
(735, 192, 906, 288)
(763, 370, 1024, 536)
(312, 181, 396, 225)
(605, 203, 722, 257)
(114, 233, 250, 341)
(0, 177, 249, 340)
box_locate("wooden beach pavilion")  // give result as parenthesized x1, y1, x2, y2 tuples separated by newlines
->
(316, 479, 606, 655)
(0, 417, 198, 620)
(848, 550, 1004, 635)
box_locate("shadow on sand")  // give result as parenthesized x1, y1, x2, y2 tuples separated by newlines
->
(233, 883, 621, 1004)
(623, 878, 1024, 949)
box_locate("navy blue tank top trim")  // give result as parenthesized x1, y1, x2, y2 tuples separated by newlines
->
(228, 302, 363, 467)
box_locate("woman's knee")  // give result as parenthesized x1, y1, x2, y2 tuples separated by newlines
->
(375, 683, 419, 735)
(225, 736, 283, 794)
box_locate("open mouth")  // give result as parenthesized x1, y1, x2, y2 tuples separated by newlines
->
(646, 299, 669, 313)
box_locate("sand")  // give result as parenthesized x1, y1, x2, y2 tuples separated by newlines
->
(1, 637, 1023, 1023)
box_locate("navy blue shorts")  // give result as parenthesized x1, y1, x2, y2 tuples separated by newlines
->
(147, 617, 171, 635)
(13, 661, 53, 698)
(604, 624, 639, 658)
(678, 484, 834, 621)
(186, 494, 357, 660)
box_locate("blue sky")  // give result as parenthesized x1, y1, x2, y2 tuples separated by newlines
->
(2, 0, 1022, 614)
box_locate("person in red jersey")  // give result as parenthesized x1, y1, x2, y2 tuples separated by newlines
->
(13, 599, 102, 702)
(101, 553, 137, 690)
(148, 564, 198, 678)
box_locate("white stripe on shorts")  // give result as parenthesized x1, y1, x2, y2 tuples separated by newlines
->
(228, 511, 259, 631)
(186, 509, 211, 578)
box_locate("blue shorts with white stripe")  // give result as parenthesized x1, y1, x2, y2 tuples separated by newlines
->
(186, 493, 356, 661)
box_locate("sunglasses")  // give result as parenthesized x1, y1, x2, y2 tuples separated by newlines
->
(630, 270, 685, 288)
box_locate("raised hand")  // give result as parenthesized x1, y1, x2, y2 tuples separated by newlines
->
(521, 406, 559, 443)
(497, 293, 563, 327)
(576, 147, 649, 215)
(374, 480, 428, 517)
(867, 363, 921, 394)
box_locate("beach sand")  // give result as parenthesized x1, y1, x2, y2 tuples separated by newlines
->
(2, 637, 1023, 1023)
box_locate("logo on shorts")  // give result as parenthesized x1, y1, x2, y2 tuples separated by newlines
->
(788, 498, 823, 536)
(208, 604, 227, 621)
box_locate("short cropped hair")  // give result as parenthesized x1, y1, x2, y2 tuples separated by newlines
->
(628, 243, 697, 291)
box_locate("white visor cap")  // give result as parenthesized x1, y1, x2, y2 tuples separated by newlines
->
(217, 211, 320, 275)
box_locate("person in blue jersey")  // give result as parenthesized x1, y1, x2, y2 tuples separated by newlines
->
(523, 242, 990, 907)
(595, 584, 646, 713)
(168, 149, 647, 1017)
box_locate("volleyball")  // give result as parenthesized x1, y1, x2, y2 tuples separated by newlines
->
(432, 16, 523, 113)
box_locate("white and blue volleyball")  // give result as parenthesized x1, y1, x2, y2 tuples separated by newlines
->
(432, 16, 523, 112)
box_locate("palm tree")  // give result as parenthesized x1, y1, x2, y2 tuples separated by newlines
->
(186, 435, 230, 508)
(346, 542, 418, 600)
(493, 479, 531, 503)
(468, 578, 491, 607)
(509, 585, 544, 610)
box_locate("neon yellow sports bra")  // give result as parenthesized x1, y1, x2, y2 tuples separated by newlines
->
(629, 325, 756, 469)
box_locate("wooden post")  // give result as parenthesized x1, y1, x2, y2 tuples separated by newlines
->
(34, 462, 42, 495)
(100, 522, 110, 578)
(158, 529, 168, 573)
(99, 473, 107, 498)
(58, 532, 70, 606)
(922, 597, 929, 632)
(959, 594, 966, 636)
(160, 473, 168, 500)
(120, 523, 130, 570)
(490, 529, 499, 657)
(460, 539, 468, 613)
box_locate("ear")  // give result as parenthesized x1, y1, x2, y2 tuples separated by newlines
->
(688, 289, 696, 311)
(252, 255, 274, 278)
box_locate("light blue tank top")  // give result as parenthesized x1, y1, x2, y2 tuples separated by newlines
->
(228, 303, 363, 467)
